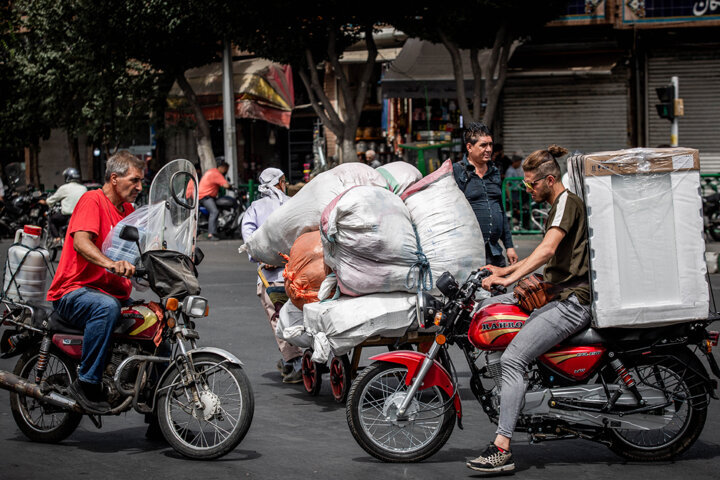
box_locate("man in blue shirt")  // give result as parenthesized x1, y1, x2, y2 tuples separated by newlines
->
(453, 123, 517, 267)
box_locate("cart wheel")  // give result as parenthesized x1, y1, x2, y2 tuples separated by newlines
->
(302, 350, 322, 396)
(329, 355, 351, 403)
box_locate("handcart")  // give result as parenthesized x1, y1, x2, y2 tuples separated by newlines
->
(300, 330, 436, 403)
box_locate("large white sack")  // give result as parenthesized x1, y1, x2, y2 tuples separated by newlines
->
(377, 162, 423, 195)
(401, 159, 486, 295)
(321, 186, 418, 296)
(304, 293, 416, 363)
(241, 163, 388, 265)
(275, 301, 313, 349)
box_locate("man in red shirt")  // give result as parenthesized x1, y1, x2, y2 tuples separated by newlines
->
(198, 161, 230, 241)
(48, 150, 144, 413)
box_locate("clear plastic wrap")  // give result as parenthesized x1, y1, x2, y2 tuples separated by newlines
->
(568, 147, 708, 328)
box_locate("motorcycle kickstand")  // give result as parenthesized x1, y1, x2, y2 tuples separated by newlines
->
(87, 414, 102, 429)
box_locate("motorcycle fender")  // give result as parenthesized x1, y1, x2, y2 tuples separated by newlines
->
(369, 351, 462, 420)
(151, 347, 244, 411)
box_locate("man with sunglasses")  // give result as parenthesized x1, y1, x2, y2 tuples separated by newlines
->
(453, 123, 517, 267)
(466, 144, 591, 473)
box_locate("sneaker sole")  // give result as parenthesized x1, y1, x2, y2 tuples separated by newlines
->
(466, 462, 515, 473)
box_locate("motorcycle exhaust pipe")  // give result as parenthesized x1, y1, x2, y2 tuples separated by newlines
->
(0, 369, 81, 412)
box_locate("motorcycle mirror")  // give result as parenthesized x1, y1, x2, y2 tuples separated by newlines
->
(194, 247, 204, 266)
(119, 225, 139, 242)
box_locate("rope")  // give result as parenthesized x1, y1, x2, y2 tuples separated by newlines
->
(405, 224, 433, 293)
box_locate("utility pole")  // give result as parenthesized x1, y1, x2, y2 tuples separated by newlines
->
(670, 76, 679, 147)
(222, 40, 238, 185)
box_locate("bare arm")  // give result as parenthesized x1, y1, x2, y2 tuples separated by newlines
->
(73, 231, 135, 278)
(482, 227, 566, 290)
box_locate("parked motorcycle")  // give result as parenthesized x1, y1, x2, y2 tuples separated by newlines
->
(42, 204, 67, 262)
(0, 159, 254, 459)
(346, 269, 720, 463)
(703, 192, 720, 241)
(0, 177, 48, 239)
(197, 186, 247, 239)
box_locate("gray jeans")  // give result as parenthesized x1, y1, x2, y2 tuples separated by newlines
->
(481, 292, 592, 439)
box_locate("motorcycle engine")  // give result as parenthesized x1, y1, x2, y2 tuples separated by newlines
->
(218, 210, 233, 229)
(103, 344, 141, 404)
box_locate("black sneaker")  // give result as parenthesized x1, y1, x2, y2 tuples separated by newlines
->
(466, 443, 515, 473)
(68, 379, 111, 414)
(282, 369, 303, 384)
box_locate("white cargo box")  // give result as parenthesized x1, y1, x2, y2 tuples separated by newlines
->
(569, 148, 708, 328)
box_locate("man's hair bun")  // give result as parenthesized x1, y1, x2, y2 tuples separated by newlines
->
(547, 144, 568, 158)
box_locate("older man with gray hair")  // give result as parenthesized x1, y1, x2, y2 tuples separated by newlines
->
(47, 150, 144, 413)
(241, 168, 304, 383)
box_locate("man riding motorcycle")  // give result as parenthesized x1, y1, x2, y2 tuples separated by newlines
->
(46, 151, 143, 413)
(469, 144, 591, 473)
(40, 167, 88, 247)
(198, 160, 230, 241)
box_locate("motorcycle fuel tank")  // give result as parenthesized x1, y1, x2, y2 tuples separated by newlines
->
(468, 303, 528, 351)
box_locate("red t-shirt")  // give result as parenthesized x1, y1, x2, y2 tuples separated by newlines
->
(47, 189, 135, 301)
(198, 168, 227, 200)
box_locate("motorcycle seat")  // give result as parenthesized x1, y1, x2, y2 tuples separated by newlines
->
(560, 326, 605, 346)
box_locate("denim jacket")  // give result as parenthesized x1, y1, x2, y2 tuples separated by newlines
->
(453, 156, 513, 256)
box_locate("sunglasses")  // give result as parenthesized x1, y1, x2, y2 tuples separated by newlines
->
(522, 175, 551, 191)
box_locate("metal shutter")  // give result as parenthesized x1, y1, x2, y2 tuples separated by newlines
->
(647, 51, 720, 172)
(502, 73, 630, 158)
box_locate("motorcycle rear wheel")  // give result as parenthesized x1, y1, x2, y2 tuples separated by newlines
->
(157, 352, 254, 460)
(605, 348, 708, 461)
(9, 348, 82, 443)
(346, 361, 456, 462)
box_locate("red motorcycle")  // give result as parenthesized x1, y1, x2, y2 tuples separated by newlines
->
(346, 269, 720, 462)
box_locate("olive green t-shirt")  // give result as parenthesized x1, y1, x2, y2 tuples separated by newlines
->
(543, 190, 591, 305)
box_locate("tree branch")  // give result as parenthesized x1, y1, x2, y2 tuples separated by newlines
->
(353, 24, 378, 116)
(304, 47, 344, 129)
(327, 28, 356, 120)
(470, 47, 482, 122)
(298, 68, 340, 133)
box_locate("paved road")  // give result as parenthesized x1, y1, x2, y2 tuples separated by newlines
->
(0, 237, 719, 479)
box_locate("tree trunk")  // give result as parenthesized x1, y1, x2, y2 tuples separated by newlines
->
(67, 131, 81, 177)
(175, 72, 215, 173)
(340, 138, 357, 164)
(481, 24, 513, 127)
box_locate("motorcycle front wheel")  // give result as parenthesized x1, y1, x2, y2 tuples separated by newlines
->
(346, 361, 456, 462)
(157, 352, 254, 460)
(9, 348, 82, 443)
(605, 348, 709, 461)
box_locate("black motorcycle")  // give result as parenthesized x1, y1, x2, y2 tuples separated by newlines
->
(197, 186, 247, 239)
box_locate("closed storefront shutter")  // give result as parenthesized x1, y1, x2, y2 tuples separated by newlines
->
(502, 72, 630, 158)
(647, 51, 720, 172)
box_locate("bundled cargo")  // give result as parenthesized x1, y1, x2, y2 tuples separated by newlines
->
(401, 159, 486, 296)
(275, 301, 313, 349)
(320, 186, 418, 296)
(567, 147, 708, 328)
(376, 161, 423, 194)
(303, 293, 417, 363)
(282, 231, 329, 309)
(240, 163, 387, 265)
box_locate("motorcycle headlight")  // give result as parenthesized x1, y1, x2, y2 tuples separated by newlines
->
(436, 271, 459, 298)
(182, 296, 209, 317)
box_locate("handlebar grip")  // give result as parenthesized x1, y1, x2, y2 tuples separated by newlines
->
(491, 285, 507, 295)
(135, 268, 148, 279)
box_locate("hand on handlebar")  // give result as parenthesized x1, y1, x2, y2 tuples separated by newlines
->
(109, 260, 136, 278)
(481, 274, 510, 292)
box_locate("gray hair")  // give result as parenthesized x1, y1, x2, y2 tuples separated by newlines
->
(105, 150, 145, 182)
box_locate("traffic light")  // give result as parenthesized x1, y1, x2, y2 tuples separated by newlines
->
(655, 85, 675, 121)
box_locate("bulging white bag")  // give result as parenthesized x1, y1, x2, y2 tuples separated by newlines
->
(240, 163, 387, 265)
(401, 159, 485, 295)
(276, 301, 313, 349)
(377, 162, 423, 195)
(303, 293, 416, 363)
(321, 186, 418, 296)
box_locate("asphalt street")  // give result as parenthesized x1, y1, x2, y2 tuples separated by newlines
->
(0, 236, 719, 480)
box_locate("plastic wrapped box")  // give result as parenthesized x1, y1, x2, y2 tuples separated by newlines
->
(570, 147, 708, 328)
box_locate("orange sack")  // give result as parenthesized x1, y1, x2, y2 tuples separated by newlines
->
(282, 231, 328, 309)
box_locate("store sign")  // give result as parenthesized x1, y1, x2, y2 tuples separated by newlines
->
(622, 0, 720, 24)
(552, 0, 609, 24)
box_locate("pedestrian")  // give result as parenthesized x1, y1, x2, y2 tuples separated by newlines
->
(241, 168, 303, 384)
(492, 143, 511, 177)
(453, 122, 518, 267)
(198, 160, 230, 241)
(366, 149, 381, 169)
(467, 144, 591, 473)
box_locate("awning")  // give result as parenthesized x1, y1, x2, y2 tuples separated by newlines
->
(507, 49, 620, 77)
(167, 58, 294, 128)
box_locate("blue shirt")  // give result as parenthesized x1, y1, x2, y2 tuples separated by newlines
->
(453, 156, 513, 257)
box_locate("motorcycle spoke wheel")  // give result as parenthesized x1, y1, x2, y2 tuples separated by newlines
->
(10, 349, 82, 443)
(158, 353, 254, 460)
(346, 362, 455, 462)
(607, 350, 708, 461)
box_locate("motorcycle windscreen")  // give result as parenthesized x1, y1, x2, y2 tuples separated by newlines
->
(147, 159, 199, 259)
